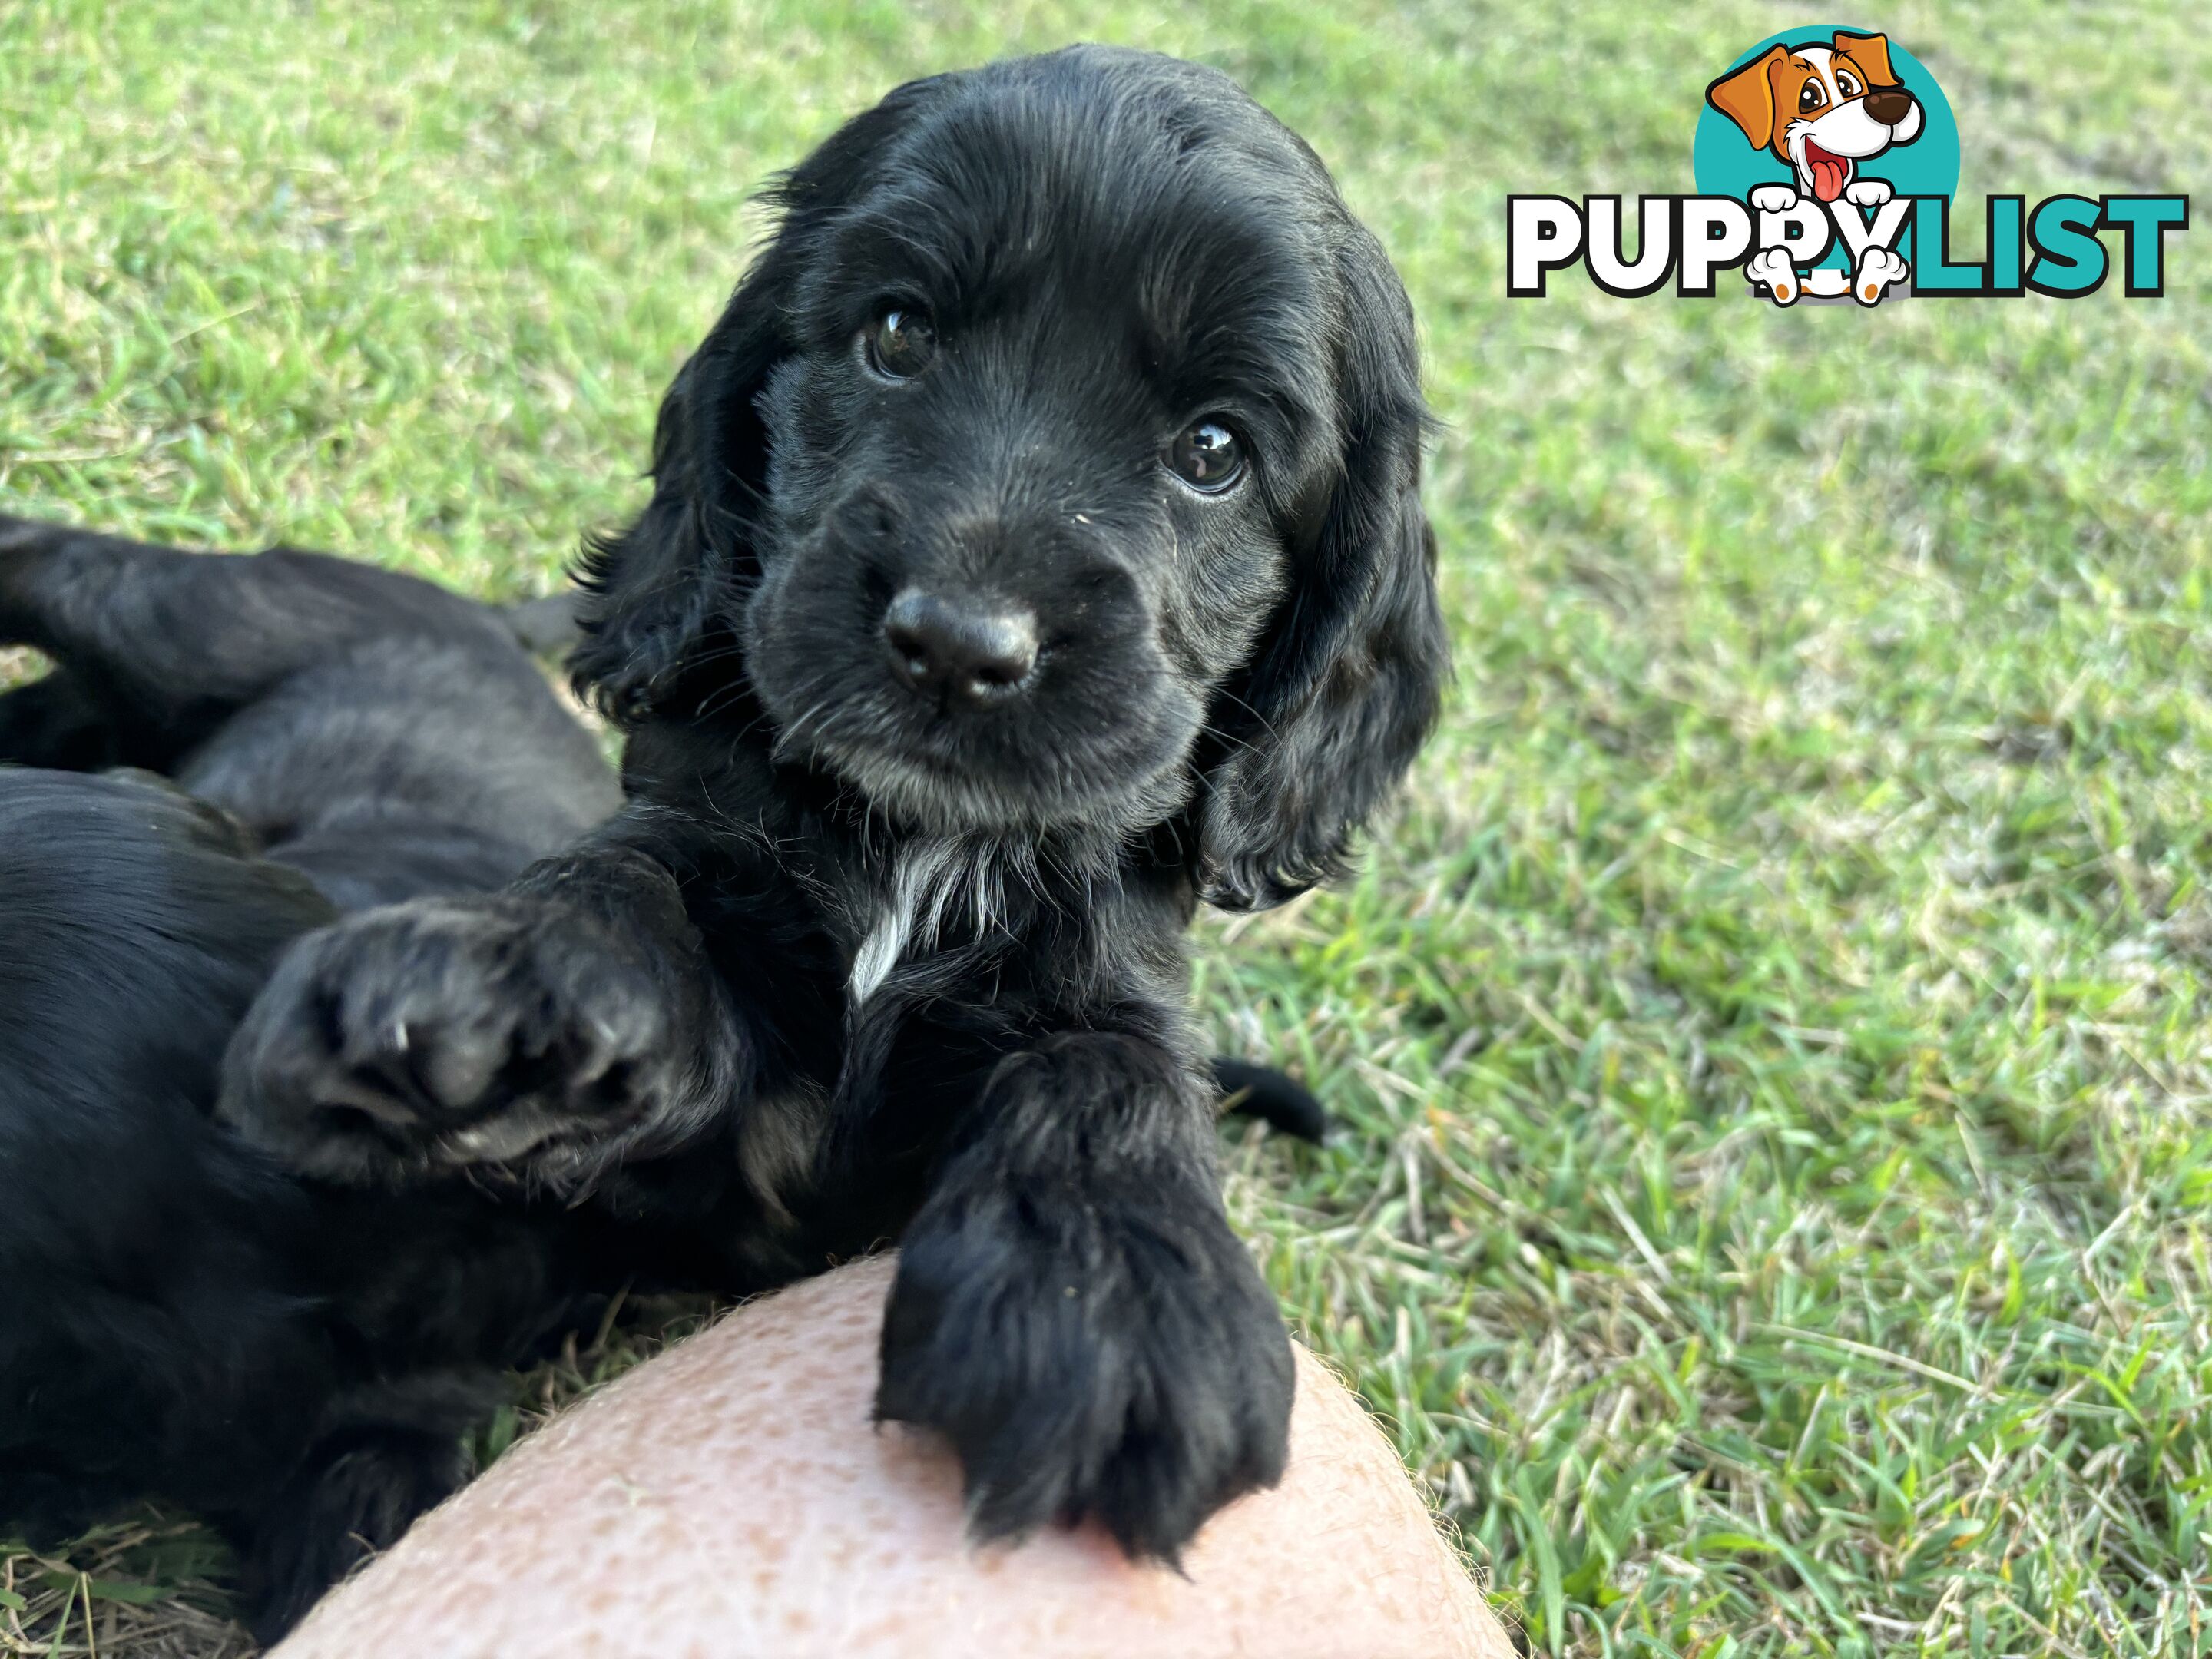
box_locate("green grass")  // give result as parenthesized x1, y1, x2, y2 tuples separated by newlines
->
(3, 1, 2208, 1653)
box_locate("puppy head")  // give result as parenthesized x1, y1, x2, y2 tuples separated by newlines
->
(574, 47, 1445, 909)
(1706, 32, 1922, 201)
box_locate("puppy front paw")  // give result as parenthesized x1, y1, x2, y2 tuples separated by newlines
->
(220, 896, 686, 1184)
(1749, 184, 1800, 214)
(1844, 178, 1894, 207)
(876, 1169, 1293, 1561)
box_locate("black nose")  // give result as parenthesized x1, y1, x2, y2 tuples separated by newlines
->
(1863, 87, 1913, 127)
(882, 588, 1039, 708)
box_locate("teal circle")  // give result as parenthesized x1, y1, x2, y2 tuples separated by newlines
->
(1692, 26, 1960, 267)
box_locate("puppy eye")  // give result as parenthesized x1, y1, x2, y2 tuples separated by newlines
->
(1835, 69, 1861, 97)
(863, 306, 937, 379)
(1164, 419, 1245, 494)
(1798, 81, 1826, 113)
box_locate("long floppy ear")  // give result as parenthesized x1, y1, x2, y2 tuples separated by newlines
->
(1833, 30, 1898, 87)
(1705, 46, 1783, 150)
(568, 313, 774, 721)
(570, 78, 951, 722)
(1194, 223, 1449, 912)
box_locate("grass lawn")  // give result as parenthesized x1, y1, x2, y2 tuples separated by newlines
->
(4, 1, 2209, 1653)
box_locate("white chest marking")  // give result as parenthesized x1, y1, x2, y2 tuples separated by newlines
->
(847, 839, 998, 1007)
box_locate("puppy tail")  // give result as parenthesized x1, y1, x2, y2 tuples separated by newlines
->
(1213, 1058, 1330, 1144)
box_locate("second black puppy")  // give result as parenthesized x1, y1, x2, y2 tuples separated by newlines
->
(0, 525, 622, 1634)
(226, 47, 1445, 1558)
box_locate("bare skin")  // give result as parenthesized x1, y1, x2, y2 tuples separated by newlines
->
(272, 1255, 1512, 1658)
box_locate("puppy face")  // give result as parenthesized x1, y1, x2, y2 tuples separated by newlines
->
(577, 48, 1446, 908)
(740, 81, 1332, 839)
(1707, 32, 1924, 203)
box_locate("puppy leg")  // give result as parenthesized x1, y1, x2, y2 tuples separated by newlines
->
(242, 1372, 498, 1640)
(0, 668, 118, 770)
(878, 1031, 1294, 1562)
(0, 515, 504, 768)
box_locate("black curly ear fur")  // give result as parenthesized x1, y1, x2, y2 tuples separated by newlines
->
(570, 79, 950, 723)
(1195, 220, 1448, 911)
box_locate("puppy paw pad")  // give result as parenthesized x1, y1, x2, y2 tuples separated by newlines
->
(1747, 247, 1800, 305)
(1853, 246, 1911, 305)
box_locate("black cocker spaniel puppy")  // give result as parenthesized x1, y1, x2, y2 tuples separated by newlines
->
(0, 522, 628, 1635)
(220, 45, 1446, 1562)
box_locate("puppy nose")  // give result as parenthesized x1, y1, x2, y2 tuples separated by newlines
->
(882, 589, 1039, 708)
(1863, 88, 1913, 126)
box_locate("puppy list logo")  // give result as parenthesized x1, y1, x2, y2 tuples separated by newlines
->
(1509, 26, 2187, 305)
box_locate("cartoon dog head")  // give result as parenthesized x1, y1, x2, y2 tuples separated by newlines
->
(1707, 31, 1923, 204)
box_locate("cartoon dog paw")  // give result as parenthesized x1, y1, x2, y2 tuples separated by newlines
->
(1844, 179, 1894, 208)
(1747, 246, 1800, 305)
(1750, 184, 1800, 214)
(1853, 245, 1910, 306)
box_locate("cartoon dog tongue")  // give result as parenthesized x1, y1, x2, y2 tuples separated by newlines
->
(1806, 142, 1850, 202)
